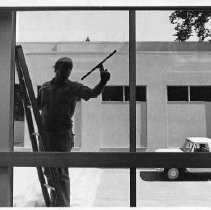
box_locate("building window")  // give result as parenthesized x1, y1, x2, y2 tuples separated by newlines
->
(14, 84, 24, 121)
(167, 86, 188, 101)
(124, 86, 146, 101)
(190, 86, 211, 101)
(102, 86, 124, 101)
(102, 85, 146, 102)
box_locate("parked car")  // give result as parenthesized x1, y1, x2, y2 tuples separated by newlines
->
(155, 137, 211, 180)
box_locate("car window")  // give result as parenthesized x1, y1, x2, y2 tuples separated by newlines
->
(194, 143, 209, 152)
(181, 140, 194, 152)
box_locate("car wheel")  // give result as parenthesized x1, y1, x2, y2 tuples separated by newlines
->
(166, 168, 180, 180)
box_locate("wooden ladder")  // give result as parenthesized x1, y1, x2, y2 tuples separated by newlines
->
(15, 45, 62, 207)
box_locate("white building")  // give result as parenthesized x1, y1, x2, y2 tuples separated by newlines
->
(14, 41, 211, 152)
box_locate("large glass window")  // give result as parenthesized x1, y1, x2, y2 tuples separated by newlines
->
(15, 10, 131, 207)
(9, 6, 211, 210)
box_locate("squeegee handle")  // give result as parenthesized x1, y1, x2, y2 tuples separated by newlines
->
(81, 50, 117, 80)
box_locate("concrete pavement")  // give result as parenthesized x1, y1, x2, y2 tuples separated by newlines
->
(13, 167, 211, 207)
(139, 170, 211, 207)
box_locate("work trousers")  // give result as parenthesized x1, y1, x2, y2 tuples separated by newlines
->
(40, 129, 74, 207)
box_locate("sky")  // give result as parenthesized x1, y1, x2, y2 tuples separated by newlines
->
(17, 11, 179, 42)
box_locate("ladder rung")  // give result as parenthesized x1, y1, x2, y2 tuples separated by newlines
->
(44, 184, 55, 191)
(32, 132, 40, 136)
(27, 105, 32, 109)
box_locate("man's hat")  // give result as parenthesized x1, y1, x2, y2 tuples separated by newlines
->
(55, 57, 73, 64)
(55, 57, 73, 70)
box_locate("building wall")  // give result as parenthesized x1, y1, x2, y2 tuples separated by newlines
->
(139, 49, 211, 151)
(167, 103, 211, 147)
(16, 42, 211, 151)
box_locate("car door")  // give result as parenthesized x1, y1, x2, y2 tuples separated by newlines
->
(188, 143, 211, 173)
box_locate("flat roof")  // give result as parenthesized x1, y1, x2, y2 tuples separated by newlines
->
(19, 41, 211, 53)
(186, 137, 211, 143)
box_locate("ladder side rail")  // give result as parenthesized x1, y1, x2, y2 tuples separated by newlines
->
(15, 45, 47, 150)
(15, 55, 51, 207)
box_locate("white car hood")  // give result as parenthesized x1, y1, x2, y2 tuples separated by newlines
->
(155, 148, 183, 152)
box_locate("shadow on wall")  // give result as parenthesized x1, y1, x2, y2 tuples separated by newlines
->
(205, 103, 211, 138)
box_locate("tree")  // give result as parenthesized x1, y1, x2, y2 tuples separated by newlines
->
(169, 10, 211, 41)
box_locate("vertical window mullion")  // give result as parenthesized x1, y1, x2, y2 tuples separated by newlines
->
(129, 10, 136, 207)
(123, 85, 125, 101)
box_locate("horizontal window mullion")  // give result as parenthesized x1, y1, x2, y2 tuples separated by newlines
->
(1, 152, 211, 168)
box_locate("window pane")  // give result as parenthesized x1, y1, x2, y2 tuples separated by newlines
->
(14, 168, 129, 207)
(14, 84, 25, 147)
(190, 86, 211, 101)
(102, 86, 123, 101)
(124, 86, 146, 101)
(16, 10, 130, 207)
(14, 84, 24, 121)
(18, 11, 129, 154)
(167, 86, 188, 101)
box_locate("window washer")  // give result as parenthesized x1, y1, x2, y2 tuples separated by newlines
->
(37, 57, 110, 207)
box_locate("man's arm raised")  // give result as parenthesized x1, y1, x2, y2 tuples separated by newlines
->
(80, 65, 110, 101)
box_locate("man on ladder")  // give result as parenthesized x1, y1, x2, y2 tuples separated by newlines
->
(37, 57, 111, 207)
